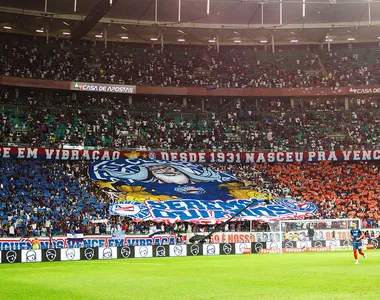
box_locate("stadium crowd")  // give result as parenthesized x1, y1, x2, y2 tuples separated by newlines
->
(1, 89, 380, 152)
(0, 159, 379, 238)
(1, 34, 380, 88)
(1, 34, 380, 240)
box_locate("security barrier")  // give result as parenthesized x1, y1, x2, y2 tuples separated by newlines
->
(1, 239, 378, 264)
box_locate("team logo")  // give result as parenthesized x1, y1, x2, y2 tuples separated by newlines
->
(343, 240, 350, 246)
(272, 199, 317, 214)
(314, 241, 323, 248)
(6, 251, 17, 263)
(285, 242, 294, 248)
(328, 241, 337, 247)
(26, 250, 37, 262)
(254, 243, 263, 253)
(270, 242, 279, 249)
(156, 246, 166, 257)
(120, 247, 131, 258)
(190, 244, 200, 256)
(148, 152, 156, 160)
(174, 186, 206, 195)
(239, 243, 248, 254)
(102, 248, 113, 259)
(222, 244, 233, 255)
(173, 245, 183, 256)
(5, 250, 17, 264)
(110, 201, 149, 220)
(139, 246, 148, 258)
(84, 248, 95, 260)
(65, 249, 76, 260)
(206, 245, 216, 255)
(300, 242, 308, 250)
(46, 249, 57, 261)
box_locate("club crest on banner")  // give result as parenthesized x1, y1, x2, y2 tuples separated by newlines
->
(90, 159, 317, 224)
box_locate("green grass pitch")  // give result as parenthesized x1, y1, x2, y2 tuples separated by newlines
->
(1, 251, 379, 300)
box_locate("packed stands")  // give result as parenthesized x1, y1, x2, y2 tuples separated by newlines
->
(1, 34, 380, 88)
(1, 159, 379, 238)
(1, 33, 380, 239)
(1, 88, 380, 152)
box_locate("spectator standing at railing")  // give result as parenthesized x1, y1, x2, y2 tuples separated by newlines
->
(31, 237, 40, 250)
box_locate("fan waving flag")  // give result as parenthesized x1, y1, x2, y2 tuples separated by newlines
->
(89, 159, 317, 224)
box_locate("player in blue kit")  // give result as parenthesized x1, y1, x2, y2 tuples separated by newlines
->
(350, 223, 367, 264)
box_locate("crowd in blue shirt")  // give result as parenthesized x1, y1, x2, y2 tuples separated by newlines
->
(0, 159, 107, 237)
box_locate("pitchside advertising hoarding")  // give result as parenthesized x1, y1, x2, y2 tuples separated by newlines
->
(189, 229, 380, 245)
(347, 87, 380, 94)
(1, 146, 380, 163)
(69, 82, 136, 94)
(1, 239, 378, 263)
(0, 235, 181, 251)
(1, 231, 379, 251)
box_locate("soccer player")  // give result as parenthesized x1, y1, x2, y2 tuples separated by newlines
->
(350, 223, 367, 264)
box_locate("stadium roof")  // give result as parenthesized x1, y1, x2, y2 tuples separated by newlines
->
(1, 0, 380, 45)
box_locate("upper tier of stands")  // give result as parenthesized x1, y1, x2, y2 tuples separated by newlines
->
(1, 33, 380, 88)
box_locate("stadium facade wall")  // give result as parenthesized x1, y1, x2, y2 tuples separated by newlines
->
(1, 76, 380, 97)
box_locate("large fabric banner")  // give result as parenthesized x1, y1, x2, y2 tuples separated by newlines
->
(89, 159, 317, 224)
(109, 199, 317, 224)
(1, 147, 380, 163)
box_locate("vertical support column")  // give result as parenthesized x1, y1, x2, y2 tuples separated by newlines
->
(302, 0, 306, 18)
(155, 0, 158, 23)
(326, 34, 331, 52)
(72, 92, 77, 107)
(271, 34, 275, 53)
(45, 0, 48, 13)
(183, 97, 187, 107)
(44, 90, 51, 106)
(344, 96, 349, 110)
(161, 32, 164, 51)
(104, 29, 108, 49)
(368, 1, 371, 25)
(290, 98, 295, 109)
(261, 3, 264, 27)
(216, 34, 219, 53)
(74, 0, 77, 12)
(46, 28, 49, 44)
(236, 98, 241, 109)
(178, 0, 181, 22)
(128, 95, 133, 105)
(207, 0, 210, 15)
(280, 0, 283, 25)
